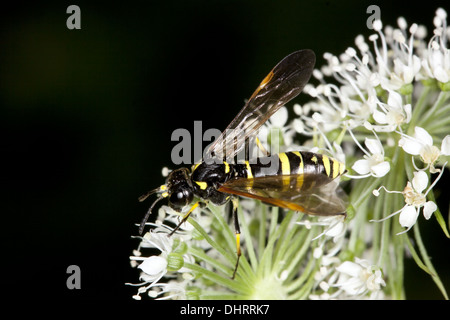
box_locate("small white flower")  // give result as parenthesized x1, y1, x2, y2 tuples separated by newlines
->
(372, 169, 445, 233)
(335, 258, 386, 296)
(313, 257, 386, 299)
(352, 137, 390, 177)
(399, 171, 437, 229)
(372, 90, 411, 132)
(421, 9, 450, 84)
(399, 127, 450, 172)
(383, 21, 422, 90)
(298, 215, 347, 247)
(389, 55, 421, 89)
(128, 228, 196, 299)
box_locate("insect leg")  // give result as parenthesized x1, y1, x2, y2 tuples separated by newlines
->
(231, 197, 241, 279)
(255, 137, 270, 156)
(169, 202, 199, 237)
(244, 137, 269, 162)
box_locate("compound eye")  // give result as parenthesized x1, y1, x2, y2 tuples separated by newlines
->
(169, 188, 193, 210)
(170, 191, 185, 206)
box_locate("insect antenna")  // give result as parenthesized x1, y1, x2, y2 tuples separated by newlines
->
(138, 187, 161, 202)
(138, 196, 165, 235)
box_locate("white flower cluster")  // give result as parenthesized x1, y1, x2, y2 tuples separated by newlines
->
(289, 8, 450, 233)
(129, 8, 450, 300)
(128, 206, 205, 300)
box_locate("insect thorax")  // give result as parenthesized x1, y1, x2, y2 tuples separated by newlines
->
(190, 161, 234, 205)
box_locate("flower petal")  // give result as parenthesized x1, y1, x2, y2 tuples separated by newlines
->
(336, 261, 362, 278)
(373, 109, 387, 124)
(371, 161, 390, 177)
(138, 256, 167, 275)
(404, 104, 412, 123)
(414, 127, 433, 146)
(399, 205, 419, 228)
(365, 138, 383, 155)
(412, 171, 428, 193)
(399, 136, 422, 155)
(434, 66, 449, 83)
(423, 201, 437, 220)
(270, 107, 288, 127)
(441, 135, 450, 155)
(387, 90, 402, 108)
(352, 159, 370, 174)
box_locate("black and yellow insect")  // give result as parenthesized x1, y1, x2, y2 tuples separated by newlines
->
(138, 49, 347, 279)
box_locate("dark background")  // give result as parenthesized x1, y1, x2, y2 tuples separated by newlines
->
(1, 0, 449, 300)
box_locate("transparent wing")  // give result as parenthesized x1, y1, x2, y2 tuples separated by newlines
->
(205, 49, 315, 163)
(218, 173, 347, 216)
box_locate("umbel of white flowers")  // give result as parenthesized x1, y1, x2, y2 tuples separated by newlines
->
(128, 8, 450, 300)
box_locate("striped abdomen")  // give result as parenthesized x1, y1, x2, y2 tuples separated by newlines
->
(241, 151, 345, 180)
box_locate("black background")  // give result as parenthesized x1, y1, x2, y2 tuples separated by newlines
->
(1, 0, 449, 300)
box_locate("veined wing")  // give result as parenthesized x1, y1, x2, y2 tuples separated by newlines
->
(205, 49, 315, 163)
(218, 173, 347, 216)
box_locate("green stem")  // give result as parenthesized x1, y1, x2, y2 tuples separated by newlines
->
(347, 177, 382, 252)
(413, 221, 449, 299)
(351, 177, 382, 209)
(188, 214, 254, 282)
(392, 153, 406, 299)
(426, 189, 450, 238)
(188, 246, 233, 276)
(282, 226, 316, 284)
(290, 259, 319, 299)
(258, 202, 267, 258)
(410, 91, 450, 134)
(200, 293, 245, 300)
(207, 204, 236, 252)
(272, 217, 304, 269)
(187, 217, 234, 265)
(421, 115, 450, 133)
(184, 262, 250, 295)
(257, 210, 293, 279)
(284, 246, 316, 295)
(407, 85, 432, 132)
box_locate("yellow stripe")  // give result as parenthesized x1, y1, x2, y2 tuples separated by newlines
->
(322, 155, 331, 177)
(236, 233, 241, 255)
(224, 161, 230, 174)
(245, 161, 253, 179)
(278, 153, 291, 175)
(332, 159, 340, 179)
(183, 202, 199, 220)
(195, 181, 208, 190)
(292, 151, 304, 174)
(191, 163, 201, 172)
(340, 162, 346, 175)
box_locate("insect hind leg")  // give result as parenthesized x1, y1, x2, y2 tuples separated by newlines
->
(243, 137, 270, 163)
(231, 197, 241, 279)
